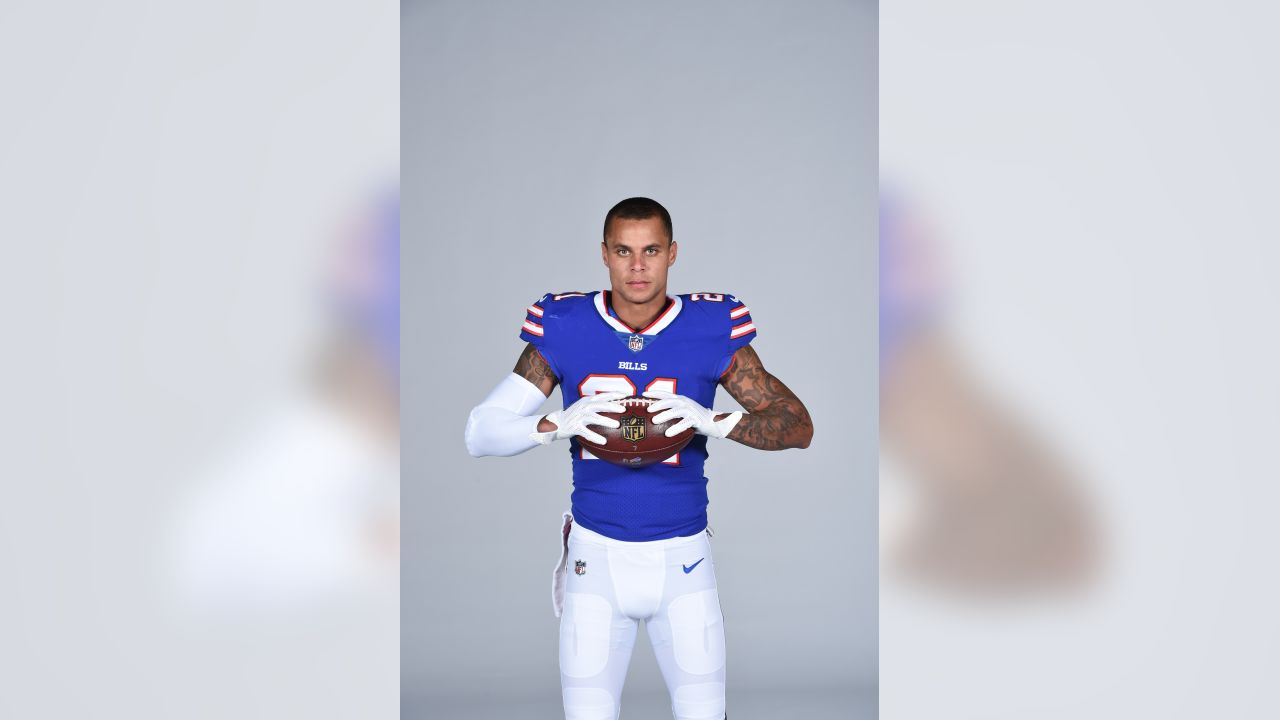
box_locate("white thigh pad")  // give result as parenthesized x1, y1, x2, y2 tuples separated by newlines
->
(562, 687, 617, 720)
(560, 592, 614, 679)
(666, 589, 726, 675)
(673, 682, 727, 720)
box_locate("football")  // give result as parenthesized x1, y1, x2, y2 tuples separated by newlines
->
(577, 396, 696, 467)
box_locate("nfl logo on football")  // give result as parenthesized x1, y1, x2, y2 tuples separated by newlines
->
(627, 334, 644, 352)
(574, 560, 587, 576)
(620, 416, 646, 443)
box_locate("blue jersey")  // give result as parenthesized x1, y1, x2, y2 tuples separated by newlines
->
(520, 290, 757, 541)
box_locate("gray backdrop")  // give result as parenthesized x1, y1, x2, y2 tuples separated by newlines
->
(403, 1, 877, 717)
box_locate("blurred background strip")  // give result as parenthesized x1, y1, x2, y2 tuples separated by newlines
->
(882, 1, 1280, 718)
(0, 1, 398, 718)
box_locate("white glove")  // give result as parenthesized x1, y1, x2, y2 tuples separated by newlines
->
(643, 390, 743, 439)
(531, 391, 628, 446)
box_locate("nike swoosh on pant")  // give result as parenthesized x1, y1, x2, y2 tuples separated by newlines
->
(682, 558, 705, 574)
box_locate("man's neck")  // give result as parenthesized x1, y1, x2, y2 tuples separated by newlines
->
(610, 289, 669, 332)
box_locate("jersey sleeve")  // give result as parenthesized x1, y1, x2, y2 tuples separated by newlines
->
(716, 295, 757, 377)
(517, 293, 560, 377)
(519, 294, 549, 344)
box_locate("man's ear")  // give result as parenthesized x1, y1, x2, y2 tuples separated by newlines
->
(668, 241, 678, 267)
(601, 241, 609, 267)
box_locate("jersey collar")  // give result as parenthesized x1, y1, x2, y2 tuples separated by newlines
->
(595, 290, 683, 335)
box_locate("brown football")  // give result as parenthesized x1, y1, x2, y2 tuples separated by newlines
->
(577, 396, 696, 468)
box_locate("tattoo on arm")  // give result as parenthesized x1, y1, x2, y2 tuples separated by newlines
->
(513, 343, 558, 397)
(720, 346, 814, 450)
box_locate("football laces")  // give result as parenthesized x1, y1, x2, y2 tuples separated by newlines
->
(617, 397, 656, 408)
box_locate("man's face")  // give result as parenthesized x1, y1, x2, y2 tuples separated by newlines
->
(601, 217, 677, 305)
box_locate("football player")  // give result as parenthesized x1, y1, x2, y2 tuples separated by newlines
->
(465, 197, 813, 720)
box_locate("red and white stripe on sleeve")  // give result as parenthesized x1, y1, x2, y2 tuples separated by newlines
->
(727, 298, 756, 344)
(519, 295, 549, 343)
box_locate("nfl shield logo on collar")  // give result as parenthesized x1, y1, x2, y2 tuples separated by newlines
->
(574, 560, 587, 576)
(615, 331, 657, 353)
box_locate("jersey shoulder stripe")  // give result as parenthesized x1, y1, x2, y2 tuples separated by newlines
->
(519, 294, 553, 344)
(728, 298, 754, 336)
(724, 295, 757, 344)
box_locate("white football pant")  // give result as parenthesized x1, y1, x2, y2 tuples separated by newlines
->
(555, 517, 726, 720)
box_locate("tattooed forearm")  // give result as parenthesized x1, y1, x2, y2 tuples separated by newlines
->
(513, 343, 559, 396)
(720, 346, 814, 450)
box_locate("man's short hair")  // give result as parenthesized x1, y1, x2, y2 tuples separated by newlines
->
(603, 197, 673, 244)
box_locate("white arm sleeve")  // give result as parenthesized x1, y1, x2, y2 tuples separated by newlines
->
(464, 372, 552, 457)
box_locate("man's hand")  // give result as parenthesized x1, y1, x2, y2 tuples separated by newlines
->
(531, 391, 628, 446)
(643, 390, 743, 439)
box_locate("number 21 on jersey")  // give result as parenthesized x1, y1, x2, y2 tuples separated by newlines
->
(578, 374, 680, 465)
